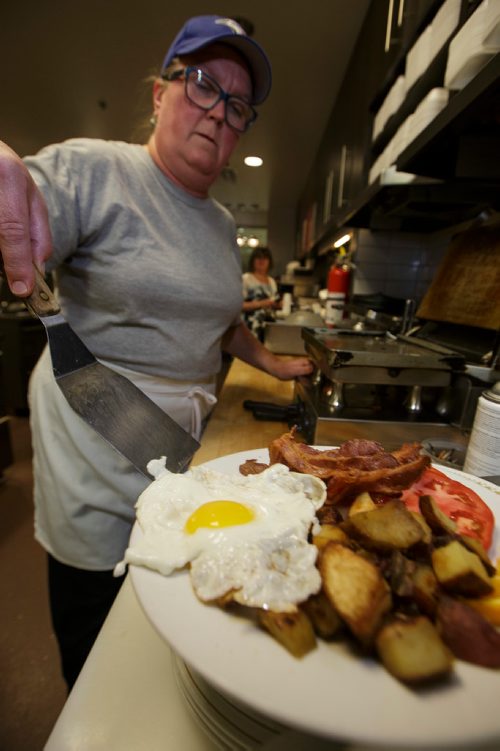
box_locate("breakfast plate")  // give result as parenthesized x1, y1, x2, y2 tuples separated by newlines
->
(129, 449, 500, 749)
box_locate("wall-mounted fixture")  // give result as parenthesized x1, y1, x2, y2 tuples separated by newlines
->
(333, 232, 352, 248)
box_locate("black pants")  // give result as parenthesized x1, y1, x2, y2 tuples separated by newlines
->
(47, 554, 125, 690)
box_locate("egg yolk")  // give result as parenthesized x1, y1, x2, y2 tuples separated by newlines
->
(184, 500, 255, 534)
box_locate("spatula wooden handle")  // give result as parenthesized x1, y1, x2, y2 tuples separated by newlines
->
(24, 264, 61, 318)
(0, 257, 60, 317)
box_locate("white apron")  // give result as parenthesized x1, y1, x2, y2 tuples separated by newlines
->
(29, 347, 217, 570)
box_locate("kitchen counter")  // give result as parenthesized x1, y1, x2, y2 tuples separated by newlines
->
(44, 359, 497, 751)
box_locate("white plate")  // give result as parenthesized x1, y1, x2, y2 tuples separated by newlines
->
(130, 449, 500, 749)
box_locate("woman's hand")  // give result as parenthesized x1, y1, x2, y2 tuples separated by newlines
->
(0, 141, 52, 296)
(222, 323, 314, 381)
(242, 297, 276, 312)
(266, 355, 314, 381)
(263, 297, 278, 309)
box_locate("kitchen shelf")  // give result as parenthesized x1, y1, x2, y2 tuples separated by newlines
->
(336, 177, 500, 232)
(396, 53, 500, 179)
(315, 54, 500, 237)
(299, 2, 499, 253)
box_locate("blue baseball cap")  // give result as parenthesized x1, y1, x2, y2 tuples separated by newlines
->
(161, 15, 272, 104)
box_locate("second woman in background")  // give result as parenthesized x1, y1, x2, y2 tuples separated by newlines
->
(242, 246, 280, 340)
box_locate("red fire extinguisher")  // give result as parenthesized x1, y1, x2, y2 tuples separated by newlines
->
(327, 264, 350, 296)
(326, 261, 350, 326)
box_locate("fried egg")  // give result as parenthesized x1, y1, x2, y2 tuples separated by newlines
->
(122, 460, 327, 612)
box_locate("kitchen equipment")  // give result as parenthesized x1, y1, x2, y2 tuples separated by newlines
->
(18, 266, 199, 476)
(263, 311, 324, 355)
(263, 319, 366, 355)
(416, 224, 500, 330)
(293, 324, 475, 449)
(421, 438, 467, 470)
(243, 399, 303, 426)
(303, 327, 463, 385)
(264, 305, 387, 356)
(281, 310, 324, 327)
(278, 268, 319, 299)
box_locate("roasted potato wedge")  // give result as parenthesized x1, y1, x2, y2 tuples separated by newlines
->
(316, 503, 343, 526)
(387, 551, 417, 598)
(319, 542, 392, 645)
(342, 500, 425, 553)
(349, 491, 377, 516)
(437, 595, 500, 668)
(431, 540, 494, 597)
(257, 609, 316, 658)
(313, 523, 349, 550)
(411, 563, 440, 617)
(301, 589, 343, 639)
(419, 494, 457, 536)
(376, 615, 453, 683)
(409, 511, 433, 546)
(458, 534, 496, 576)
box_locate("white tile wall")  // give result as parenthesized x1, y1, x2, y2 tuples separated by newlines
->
(352, 228, 449, 303)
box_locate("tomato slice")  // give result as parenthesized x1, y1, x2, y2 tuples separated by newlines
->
(401, 466, 495, 551)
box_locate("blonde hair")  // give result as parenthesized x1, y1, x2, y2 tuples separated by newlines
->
(129, 58, 181, 143)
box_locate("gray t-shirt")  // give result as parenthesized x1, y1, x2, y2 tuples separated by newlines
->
(25, 138, 243, 380)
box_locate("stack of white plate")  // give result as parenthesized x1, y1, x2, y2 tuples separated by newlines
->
(445, 0, 500, 89)
(372, 75, 407, 143)
(405, 25, 433, 92)
(410, 87, 449, 140)
(369, 86, 449, 185)
(429, 0, 461, 60)
(172, 652, 286, 748)
(171, 653, 338, 750)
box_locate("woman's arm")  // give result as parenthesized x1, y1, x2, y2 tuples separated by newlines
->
(242, 297, 276, 312)
(221, 322, 313, 380)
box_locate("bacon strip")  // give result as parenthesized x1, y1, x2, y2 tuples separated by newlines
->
(239, 459, 269, 476)
(268, 428, 430, 504)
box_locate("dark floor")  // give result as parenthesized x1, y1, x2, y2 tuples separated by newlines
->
(0, 416, 67, 751)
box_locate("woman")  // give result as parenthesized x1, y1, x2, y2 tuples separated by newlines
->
(0, 15, 312, 689)
(242, 246, 280, 340)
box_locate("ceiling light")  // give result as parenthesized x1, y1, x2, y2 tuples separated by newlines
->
(333, 233, 352, 248)
(247, 236, 260, 247)
(244, 156, 263, 167)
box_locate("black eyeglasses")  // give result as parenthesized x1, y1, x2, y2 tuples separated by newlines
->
(162, 66, 257, 133)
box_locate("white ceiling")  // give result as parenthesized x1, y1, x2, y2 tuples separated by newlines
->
(1, 0, 370, 260)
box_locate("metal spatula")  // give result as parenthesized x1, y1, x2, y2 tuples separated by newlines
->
(18, 265, 200, 476)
